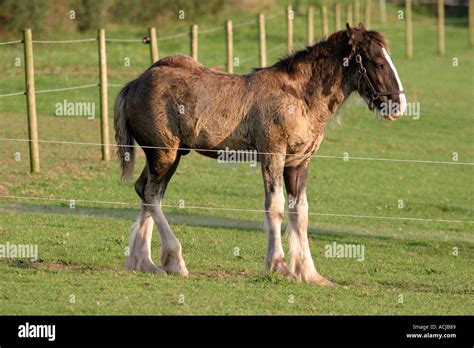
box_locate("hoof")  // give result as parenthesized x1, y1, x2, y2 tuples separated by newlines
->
(125, 256, 167, 275)
(292, 265, 334, 285)
(164, 263, 189, 276)
(161, 251, 189, 276)
(306, 273, 334, 286)
(296, 273, 335, 287)
(266, 258, 292, 278)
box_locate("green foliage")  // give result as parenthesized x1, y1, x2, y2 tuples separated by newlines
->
(0, 0, 50, 32)
(75, 0, 104, 31)
(106, 0, 226, 25)
(0, 0, 227, 33)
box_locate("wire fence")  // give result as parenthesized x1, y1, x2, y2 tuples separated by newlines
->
(32, 38, 97, 44)
(0, 12, 288, 100)
(0, 136, 472, 166)
(0, 15, 266, 46)
(0, 39, 22, 45)
(105, 38, 142, 43)
(103, 12, 281, 43)
(0, 91, 24, 98)
(0, 9, 284, 97)
(1, 195, 472, 225)
(35, 83, 98, 94)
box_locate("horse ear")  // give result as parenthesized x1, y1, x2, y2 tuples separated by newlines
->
(346, 23, 357, 52)
(358, 22, 367, 32)
(346, 23, 359, 59)
(346, 23, 356, 44)
(345, 23, 352, 38)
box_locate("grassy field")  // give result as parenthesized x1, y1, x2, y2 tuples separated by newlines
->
(0, 2, 473, 314)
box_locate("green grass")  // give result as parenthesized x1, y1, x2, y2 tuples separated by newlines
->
(0, 3, 473, 314)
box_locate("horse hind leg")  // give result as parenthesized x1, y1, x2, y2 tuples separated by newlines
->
(125, 166, 166, 274)
(144, 149, 188, 276)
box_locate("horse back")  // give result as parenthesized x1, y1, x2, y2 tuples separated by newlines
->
(147, 55, 205, 72)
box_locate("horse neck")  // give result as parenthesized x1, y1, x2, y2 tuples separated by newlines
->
(302, 51, 354, 122)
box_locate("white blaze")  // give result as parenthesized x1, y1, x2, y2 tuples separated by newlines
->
(382, 48, 407, 116)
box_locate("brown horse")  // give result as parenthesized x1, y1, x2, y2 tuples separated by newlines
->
(114, 23, 406, 284)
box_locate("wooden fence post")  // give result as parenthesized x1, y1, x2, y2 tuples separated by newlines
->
(258, 13, 267, 67)
(22, 28, 40, 173)
(470, 0, 474, 47)
(347, 5, 353, 26)
(98, 29, 110, 161)
(286, 5, 294, 53)
(406, 0, 413, 58)
(307, 6, 314, 45)
(437, 0, 445, 55)
(379, 0, 387, 24)
(335, 3, 342, 31)
(322, 5, 329, 37)
(226, 20, 233, 73)
(354, 0, 360, 24)
(190, 24, 198, 60)
(148, 27, 158, 63)
(365, 0, 372, 29)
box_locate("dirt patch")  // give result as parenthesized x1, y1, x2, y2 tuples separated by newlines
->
(5, 259, 80, 271)
(31, 262, 79, 271)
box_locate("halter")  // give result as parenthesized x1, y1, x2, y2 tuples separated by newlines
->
(355, 54, 405, 111)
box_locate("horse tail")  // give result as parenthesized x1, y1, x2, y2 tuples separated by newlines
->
(114, 81, 136, 181)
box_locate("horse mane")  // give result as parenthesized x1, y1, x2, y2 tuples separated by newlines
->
(260, 30, 349, 75)
(257, 29, 388, 75)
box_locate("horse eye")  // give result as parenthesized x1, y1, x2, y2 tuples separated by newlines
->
(375, 64, 384, 69)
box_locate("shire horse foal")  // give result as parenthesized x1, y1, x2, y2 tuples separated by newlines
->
(114, 24, 406, 284)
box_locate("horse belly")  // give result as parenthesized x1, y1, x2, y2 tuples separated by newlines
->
(193, 122, 255, 155)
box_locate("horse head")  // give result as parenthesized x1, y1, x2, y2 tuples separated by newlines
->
(346, 23, 407, 120)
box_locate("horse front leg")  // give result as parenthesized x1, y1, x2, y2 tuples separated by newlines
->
(284, 162, 332, 285)
(261, 154, 291, 278)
